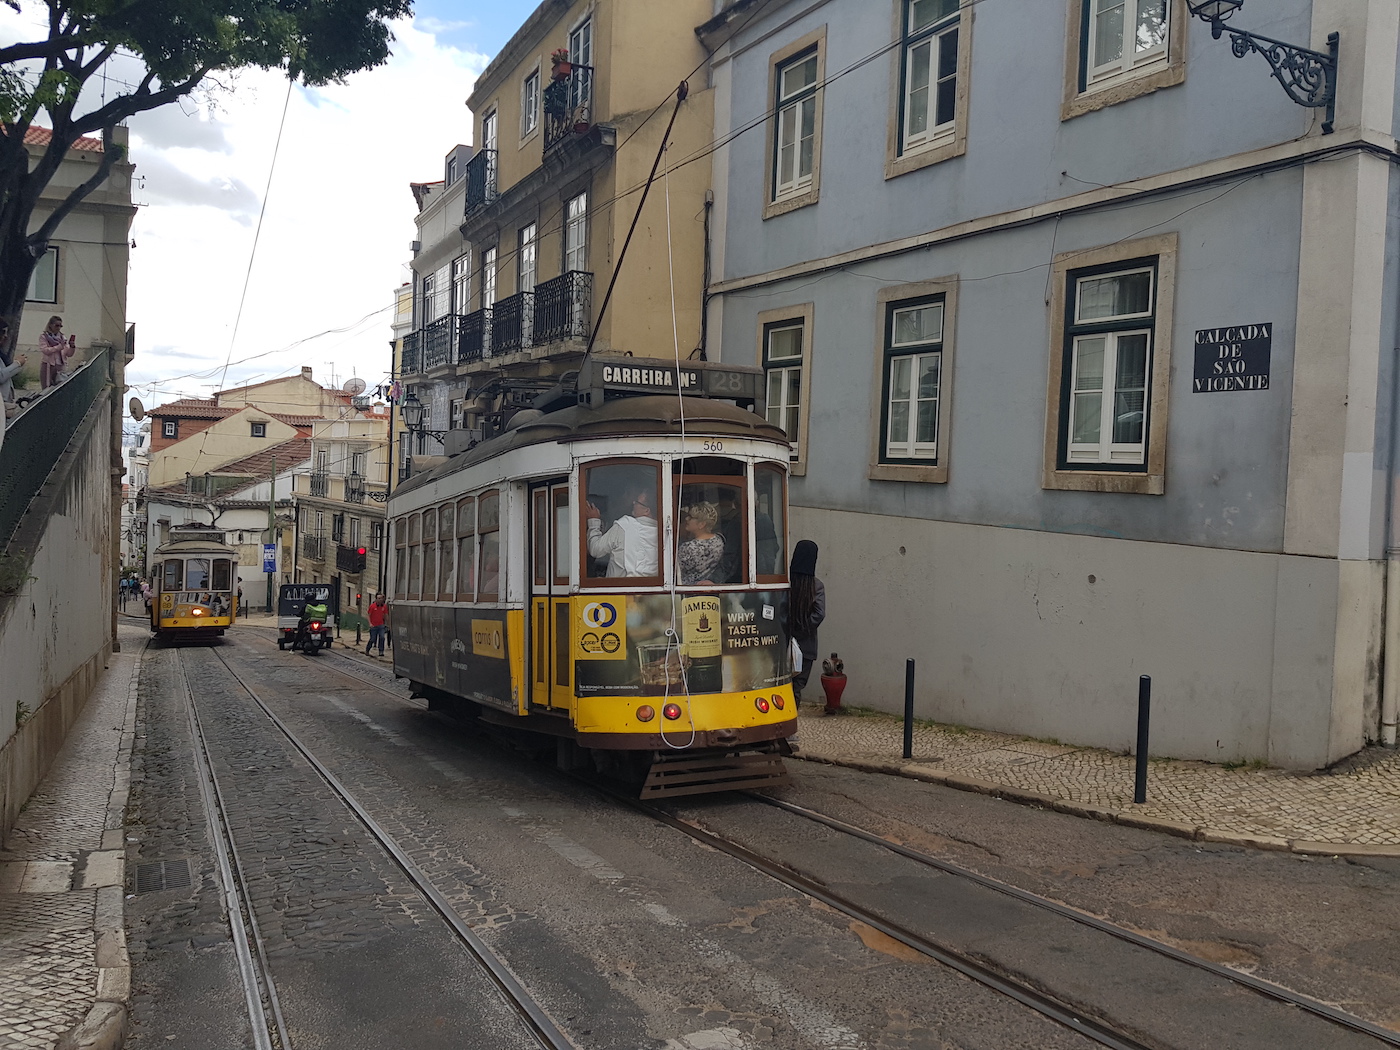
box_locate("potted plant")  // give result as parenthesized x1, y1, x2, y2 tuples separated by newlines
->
(550, 48, 571, 79)
(820, 653, 846, 715)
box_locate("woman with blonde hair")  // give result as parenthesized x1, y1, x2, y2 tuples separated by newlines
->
(38, 315, 75, 389)
(677, 501, 725, 585)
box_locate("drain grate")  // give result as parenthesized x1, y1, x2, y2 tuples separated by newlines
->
(134, 859, 193, 893)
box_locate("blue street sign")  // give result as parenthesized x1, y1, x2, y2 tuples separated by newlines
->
(262, 544, 276, 573)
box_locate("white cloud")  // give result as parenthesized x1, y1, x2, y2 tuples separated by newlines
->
(111, 17, 489, 401)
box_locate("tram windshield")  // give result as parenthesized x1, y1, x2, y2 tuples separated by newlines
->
(675, 457, 746, 586)
(582, 461, 661, 581)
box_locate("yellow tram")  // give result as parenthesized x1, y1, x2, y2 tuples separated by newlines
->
(148, 534, 239, 639)
(387, 358, 796, 795)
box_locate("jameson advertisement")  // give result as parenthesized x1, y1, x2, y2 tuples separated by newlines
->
(574, 589, 791, 697)
(393, 603, 514, 710)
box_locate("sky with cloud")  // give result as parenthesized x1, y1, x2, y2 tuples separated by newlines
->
(2, 0, 541, 414)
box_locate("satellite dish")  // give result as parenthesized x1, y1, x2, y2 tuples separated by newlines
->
(128, 397, 145, 420)
(343, 377, 367, 396)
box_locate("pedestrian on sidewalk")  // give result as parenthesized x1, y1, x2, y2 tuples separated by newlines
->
(38, 315, 75, 389)
(118, 577, 128, 610)
(366, 593, 388, 657)
(787, 539, 825, 709)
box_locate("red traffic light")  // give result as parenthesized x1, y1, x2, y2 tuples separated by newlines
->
(356, 547, 367, 555)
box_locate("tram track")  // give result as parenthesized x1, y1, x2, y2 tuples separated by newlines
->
(206, 628, 1398, 1048)
(176, 643, 577, 1050)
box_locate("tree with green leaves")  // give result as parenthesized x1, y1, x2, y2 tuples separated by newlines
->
(0, 0, 413, 366)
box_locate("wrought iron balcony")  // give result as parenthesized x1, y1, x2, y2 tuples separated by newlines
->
(401, 330, 421, 374)
(464, 149, 498, 215)
(491, 291, 533, 354)
(423, 313, 458, 371)
(309, 472, 329, 497)
(533, 271, 592, 343)
(302, 534, 326, 560)
(544, 70, 593, 153)
(458, 308, 490, 364)
(345, 474, 366, 504)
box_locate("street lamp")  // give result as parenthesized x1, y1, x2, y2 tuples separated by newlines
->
(1187, 0, 1338, 134)
(400, 391, 445, 439)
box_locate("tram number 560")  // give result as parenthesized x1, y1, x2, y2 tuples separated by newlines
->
(701, 440, 723, 452)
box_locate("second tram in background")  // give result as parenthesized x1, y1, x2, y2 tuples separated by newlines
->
(148, 528, 239, 641)
(386, 358, 796, 797)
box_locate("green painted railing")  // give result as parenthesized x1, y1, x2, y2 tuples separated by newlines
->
(0, 348, 110, 553)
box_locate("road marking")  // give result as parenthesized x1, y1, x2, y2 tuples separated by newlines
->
(324, 696, 464, 781)
(664, 1028, 752, 1049)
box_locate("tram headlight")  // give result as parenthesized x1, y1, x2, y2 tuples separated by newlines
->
(772, 694, 785, 710)
(636, 705, 656, 722)
(754, 697, 770, 713)
(662, 703, 682, 721)
(191, 608, 204, 617)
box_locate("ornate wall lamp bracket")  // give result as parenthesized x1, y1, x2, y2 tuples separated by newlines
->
(1188, 1, 1338, 134)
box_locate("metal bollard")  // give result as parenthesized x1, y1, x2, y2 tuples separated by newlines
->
(1134, 675, 1151, 804)
(903, 659, 915, 760)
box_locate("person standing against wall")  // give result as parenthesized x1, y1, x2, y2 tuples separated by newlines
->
(787, 539, 825, 709)
(38, 316, 75, 390)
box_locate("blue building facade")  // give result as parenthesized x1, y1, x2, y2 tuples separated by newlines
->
(702, 0, 1400, 767)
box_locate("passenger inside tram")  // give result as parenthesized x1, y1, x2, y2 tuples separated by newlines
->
(584, 462, 659, 578)
(677, 502, 724, 585)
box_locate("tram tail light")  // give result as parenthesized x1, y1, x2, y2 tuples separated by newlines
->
(754, 697, 770, 713)
(772, 694, 785, 710)
(662, 703, 682, 721)
(636, 705, 656, 722)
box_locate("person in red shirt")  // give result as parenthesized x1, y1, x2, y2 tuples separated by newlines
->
(365, 594, 388, 657)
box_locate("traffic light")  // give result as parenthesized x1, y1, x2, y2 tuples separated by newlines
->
(353, 546, 367, 572)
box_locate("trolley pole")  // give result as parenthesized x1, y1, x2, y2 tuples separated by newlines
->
(1133, 675, 1151, 804)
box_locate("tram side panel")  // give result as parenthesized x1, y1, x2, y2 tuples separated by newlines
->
(393, 603, 526, 715)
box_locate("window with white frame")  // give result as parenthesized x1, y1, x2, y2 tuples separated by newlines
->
(1062, 262, 1155, 466)
(349, 516, 360, 549)
(881, 296, 944, 462)
(518, 223, 537, 294)
(446, 156, 458, 186)
(564, 192, 587, 273)
(763, 320, 804, 453)
(316, 449, 328, 474)
(350, 451, 366, 476)
(420, 271, 436, 325)
(569, 18, 592, 111)
(900, 0, 960, 154)
(1083, 0, 1169, 88)
(162, 420, 177, 439)
(25, 246, 58, 303)
(451, 255, 471, 315)
(481, 246, 497, 308)
(251, 421, 267, 438)
(482, 108, 497, 155)
(773, 49, 818, 201)
(522, 69, 540, 136)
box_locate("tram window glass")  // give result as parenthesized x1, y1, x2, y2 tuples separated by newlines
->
(212, 559, 232, 591)
(675, 459, 747, 585)
(456, 497, 476, 601)
(394, 517, 408, 599)
(162, 560, 181, 590)
(581, 460, 661, 583)
(408, 512, 422, 598)
(553, 488, 570, 585)
(422, 508, 438, 601)
(478, 491, 501, 600)
(185, 558, 211, 591)
(438, 502, 455, 599)
(532, 489, 548, 587)
(755, 464, 787, 581)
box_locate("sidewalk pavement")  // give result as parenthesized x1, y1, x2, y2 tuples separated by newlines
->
(0, 624, 141, 1050)
(793, 702, 1400, 856)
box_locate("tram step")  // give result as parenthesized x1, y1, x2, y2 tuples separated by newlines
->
(640, 750, 791, 799)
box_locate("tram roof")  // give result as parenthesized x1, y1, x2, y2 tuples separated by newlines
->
(151, 538, 240, 557)
(394, 395, 789, 498)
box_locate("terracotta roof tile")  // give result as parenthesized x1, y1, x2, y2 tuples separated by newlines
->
(148, 437, 312, 494)
(22, 126, 104, 152)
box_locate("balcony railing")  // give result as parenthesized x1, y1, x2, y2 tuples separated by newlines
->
(464, 149, 498, 215)
(401, 330, 421, 374)
(423, 313, 458, 371)
(491, 291, 533, 354)
(303, 534, 326, 560)
(345, 474, 365, 504)
(458, 308, 490, 364)
(309, 472, 329, 497)
(533, 271, 592, 343)
(543, 71, 592, 153)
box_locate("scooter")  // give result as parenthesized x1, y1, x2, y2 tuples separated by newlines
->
(292, 618, 331, 655)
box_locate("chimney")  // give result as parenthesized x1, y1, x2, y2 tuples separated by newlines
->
(301, 366, 313, 379)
